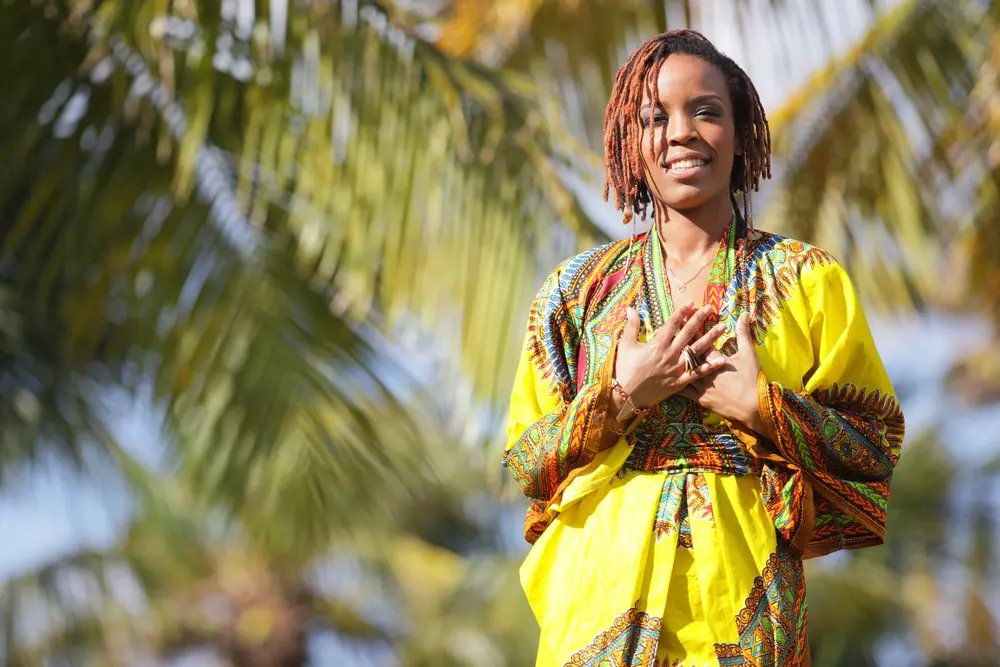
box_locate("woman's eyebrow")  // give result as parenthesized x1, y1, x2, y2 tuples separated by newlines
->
(690, 94, 725, 105)
(640, 93, 724, 112)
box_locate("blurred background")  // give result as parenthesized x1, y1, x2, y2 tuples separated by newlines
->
(1, 0, 999, 665)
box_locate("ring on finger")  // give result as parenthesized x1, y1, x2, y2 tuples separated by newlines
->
(681, 345, 701, 372)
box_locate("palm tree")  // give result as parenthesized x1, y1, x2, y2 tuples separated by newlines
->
(0, 0, 607, 505)
(0, 439, 537, 667)
(0, 0, 600, 663)
(803, 430, 1000, 667)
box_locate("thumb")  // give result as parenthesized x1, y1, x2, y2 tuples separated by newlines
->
(623, 307, 640, 344)
(736, 312, 754, 351)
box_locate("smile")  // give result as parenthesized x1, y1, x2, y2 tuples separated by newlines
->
(666, 158, 708, 170)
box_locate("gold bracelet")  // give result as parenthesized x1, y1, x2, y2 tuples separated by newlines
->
(611, 379, 651, 426)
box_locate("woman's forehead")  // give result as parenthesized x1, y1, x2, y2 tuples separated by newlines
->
(641, 54, 729, 104)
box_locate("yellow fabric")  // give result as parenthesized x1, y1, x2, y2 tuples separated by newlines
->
(502, 230, 902, 667)
(523, 470, 776, 666)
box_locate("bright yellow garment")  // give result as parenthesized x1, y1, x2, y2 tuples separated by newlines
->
(502, 222, 904, 666)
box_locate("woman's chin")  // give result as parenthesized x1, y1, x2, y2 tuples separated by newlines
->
(657, 187, 718, 213)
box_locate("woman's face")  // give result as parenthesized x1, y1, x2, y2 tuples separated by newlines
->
(638, 54, 739, 213)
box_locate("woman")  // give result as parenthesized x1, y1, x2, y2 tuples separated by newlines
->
(502, 30, 905, 667)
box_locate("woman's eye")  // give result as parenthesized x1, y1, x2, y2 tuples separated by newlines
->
(697, 107, 720, 117)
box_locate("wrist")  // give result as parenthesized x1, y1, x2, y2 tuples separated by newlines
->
(614, 375, 643, 407)
(744, 405, 767, 433)
(610, 375, 628, 411)
(610, 378, 651, 425)
(746, 372, 777, 441)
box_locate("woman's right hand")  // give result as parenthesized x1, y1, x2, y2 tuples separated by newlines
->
(614, 303, 727, 408)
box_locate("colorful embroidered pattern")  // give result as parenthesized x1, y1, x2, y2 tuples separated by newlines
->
(627, 425, 751, 477)
(713, 547, 808, 667)
(502, 356, 615, 543)
(652, 474, 715, 548)
(760, 379, 905, 552)
(653, 476, 685, 543)
(756, 464, 811, 553)
(565, 607, 662, 667)
(678, 515, 693, 549)
(714, 644, 746, 667)
(504, 222, 902, 664)
(744, 243, 834, 345)
(525, 245, 615, 396)
(503, 381, 605, 502)
(715, 231, 836, 352)
(505, 226, 899, 553)
(688, 473, 714, 526)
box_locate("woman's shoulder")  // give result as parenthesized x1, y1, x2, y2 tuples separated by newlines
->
(749, 229, 843, 278)
(539, 235, 637, 297)
(749, 230, 861, 312)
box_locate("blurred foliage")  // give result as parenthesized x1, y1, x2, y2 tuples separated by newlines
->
(2, 0, 1000, 665)
(0, 441, 534, 666)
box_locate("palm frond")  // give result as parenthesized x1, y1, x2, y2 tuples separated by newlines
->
(0, 547, 139, 666)
(4, 0, 565, 513)
(762, 0, 993, 312)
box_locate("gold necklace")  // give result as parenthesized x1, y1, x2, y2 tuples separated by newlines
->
(665, 251, 716, 293)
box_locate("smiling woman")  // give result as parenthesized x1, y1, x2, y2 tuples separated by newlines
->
(502, 30, 905, 667)
(638, 59, 739, 211)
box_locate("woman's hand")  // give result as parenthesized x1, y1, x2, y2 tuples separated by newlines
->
(679, 312, 775, 439)
(615, 303, 728, 409)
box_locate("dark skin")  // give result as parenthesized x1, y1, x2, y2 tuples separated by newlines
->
(605, 54, 777, 445)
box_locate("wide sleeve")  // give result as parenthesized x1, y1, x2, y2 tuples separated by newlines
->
(502, 268, 617, 544)
(756, 261, 905, 558)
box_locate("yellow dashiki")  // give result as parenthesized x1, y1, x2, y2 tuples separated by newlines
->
(502, 221, 905, 667)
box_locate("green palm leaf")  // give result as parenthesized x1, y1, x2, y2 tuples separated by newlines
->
(0, 0, 611, 511)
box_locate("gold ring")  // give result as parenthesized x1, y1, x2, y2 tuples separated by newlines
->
(682, 345, 700, 372)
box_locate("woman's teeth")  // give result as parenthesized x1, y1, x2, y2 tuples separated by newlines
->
(668, 159, 707, 170)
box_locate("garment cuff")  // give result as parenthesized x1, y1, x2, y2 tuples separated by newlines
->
(730, 370, 783, 463)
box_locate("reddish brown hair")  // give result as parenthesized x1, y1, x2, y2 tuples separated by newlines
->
(603, 30, 771, 224)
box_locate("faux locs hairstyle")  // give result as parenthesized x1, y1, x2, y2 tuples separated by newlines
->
(603, 30, 772, 225)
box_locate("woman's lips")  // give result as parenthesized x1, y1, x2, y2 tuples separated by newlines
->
(662, 157, 710, 179)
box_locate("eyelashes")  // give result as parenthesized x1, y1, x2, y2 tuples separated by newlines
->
(640, 108, 721, 127)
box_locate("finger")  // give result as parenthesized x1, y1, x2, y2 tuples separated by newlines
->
(736, 312, 755, 352)
(664, 302, 697, 332)
(703, 349, 727, 366)
(622, 307, 640, 345)
(679, 354, 726, 385)
(653, 303, 696, 345)
(689, 321, 727, 358)
(679, 385, 700, 401)
(671, 305, 715, 350)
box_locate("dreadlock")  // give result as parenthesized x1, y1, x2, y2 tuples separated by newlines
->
(603, 30, 771, 228)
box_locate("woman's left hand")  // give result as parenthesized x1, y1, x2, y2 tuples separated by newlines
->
(680, 312, 774, 439)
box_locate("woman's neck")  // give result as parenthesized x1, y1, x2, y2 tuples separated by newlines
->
(654, 195, 732, 263)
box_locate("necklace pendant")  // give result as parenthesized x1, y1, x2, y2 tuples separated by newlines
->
(676, 284, 687, 293)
